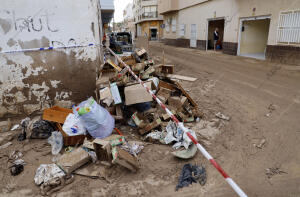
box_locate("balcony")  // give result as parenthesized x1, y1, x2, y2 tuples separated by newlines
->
(142, 11, 158, 19)
(100, 0, 115, 24)
(158, 0, 179, 15)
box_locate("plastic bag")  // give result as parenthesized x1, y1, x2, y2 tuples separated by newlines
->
(47, 131, 63, 155)
(34, 164, 65, 186)
(62, 113, 86, 136)
(74, 97, 115, 139)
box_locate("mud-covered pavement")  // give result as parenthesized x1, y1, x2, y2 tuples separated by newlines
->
(0, 42, 300, 197)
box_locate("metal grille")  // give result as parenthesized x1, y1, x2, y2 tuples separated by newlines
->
(277, 10, 300, 44)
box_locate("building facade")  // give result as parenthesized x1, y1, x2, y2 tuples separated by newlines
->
(133, 0, 163, 40)
(100, 0, 115, 33)
(123, 3, 135, 37)
(158, 0, 300, 65)
(0, 0, 103, 117)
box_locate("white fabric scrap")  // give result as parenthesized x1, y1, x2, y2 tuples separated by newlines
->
(34, 164, 65, 186)
(164, 121, 197, 150)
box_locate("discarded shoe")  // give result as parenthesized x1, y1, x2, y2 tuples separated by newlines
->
(10, 164, 24, 176)
(175, 163, 206, 191)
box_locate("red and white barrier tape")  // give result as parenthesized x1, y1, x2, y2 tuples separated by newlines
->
(107, 47, 248, 197)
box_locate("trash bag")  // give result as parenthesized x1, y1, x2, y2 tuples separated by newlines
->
(176, 164, 206, 191)
(31, 120, 55, 139)
(10, 164, 24, 176)
(47, 131, 63, 155)
(62, 113, 86, 136)
(74, 97, 114, 139)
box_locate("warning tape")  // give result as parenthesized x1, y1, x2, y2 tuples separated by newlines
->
(107, 47, 248, 197)
(0, 43, 98, 54)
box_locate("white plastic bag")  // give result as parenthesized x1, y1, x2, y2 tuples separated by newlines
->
(74, 97, 115, 139)
(47, 131, 63, 155)
(62, 113, 86, 136)
(34, 164, 65, 186)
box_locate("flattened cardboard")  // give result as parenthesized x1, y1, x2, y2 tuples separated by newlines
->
(100, 87, 112, 100)
(57, 148, 91, 175)
(124, 81, 154, 105)
(110, 83, 122, 104)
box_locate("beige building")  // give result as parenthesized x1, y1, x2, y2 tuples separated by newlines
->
(123, 3, 135, 37)
(133, 0, 164, 40)
(158, 0, 300, 65)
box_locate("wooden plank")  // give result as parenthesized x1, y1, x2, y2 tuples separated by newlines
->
(107, 59, 122, 72)
(174, 82, 198, 108)
(166, 74, 197, 82)
(158, 80, 177, 91)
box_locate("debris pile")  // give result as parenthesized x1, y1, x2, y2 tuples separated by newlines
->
(2, 47, 207, 194)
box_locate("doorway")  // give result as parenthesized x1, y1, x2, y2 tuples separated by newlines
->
(238, 17, 271, 60)
(207, 19, 225, 50)
(150, 28, 158, 40)
(190, 24, 197, 48)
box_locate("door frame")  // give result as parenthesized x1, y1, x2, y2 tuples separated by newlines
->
(237, 15, 271, 56)
(206, 17, 225, 51)
(150, 27, 158, 40)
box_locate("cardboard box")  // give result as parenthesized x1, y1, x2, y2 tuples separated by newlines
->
(161, 65, 174, 74)
(93, 139, 112, 162)
(96, 70, 116, 89)
(168, 96, 182, 109)
(124, 81, 154, 105)
(112, 147, 139, 172)
(57, 148, 91, 175)
(139, 118, 162, 135)
(157, 87, 172, 104)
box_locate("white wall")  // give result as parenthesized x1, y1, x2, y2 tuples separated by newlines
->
(0, 0, 102, 117)
(175, 0, 238, 42)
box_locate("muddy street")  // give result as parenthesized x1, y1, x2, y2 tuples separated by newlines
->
(148, 42, 300, 197)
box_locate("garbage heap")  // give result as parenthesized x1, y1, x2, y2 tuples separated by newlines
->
(12, 47, 204, 195)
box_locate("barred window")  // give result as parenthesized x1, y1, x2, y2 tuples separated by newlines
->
(277, 10, 300, 44)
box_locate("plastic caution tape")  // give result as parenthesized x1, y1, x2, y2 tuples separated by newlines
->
(0, 43, 98, 54)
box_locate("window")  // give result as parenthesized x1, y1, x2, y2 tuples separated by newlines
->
(166, 18, 170, 33)
(142, 6, 158, 19)
(179, 24, 185, 37)
(172, 17, 176, 32)
(277, 10, 300, 44)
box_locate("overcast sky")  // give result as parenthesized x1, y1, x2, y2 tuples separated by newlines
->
(114, 0, 133, 22)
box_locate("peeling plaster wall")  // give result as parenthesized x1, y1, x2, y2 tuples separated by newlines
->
(0, 0, 102, 117)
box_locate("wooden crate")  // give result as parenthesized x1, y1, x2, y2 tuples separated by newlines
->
(56, 123, 86, 146)
(43, 106, 86, 146)
(43, 106, 73, 124)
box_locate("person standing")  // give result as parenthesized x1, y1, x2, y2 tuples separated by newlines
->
(213, 28, 219, 51)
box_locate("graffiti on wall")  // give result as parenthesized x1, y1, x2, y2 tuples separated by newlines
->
(0, 9, 59, 34)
